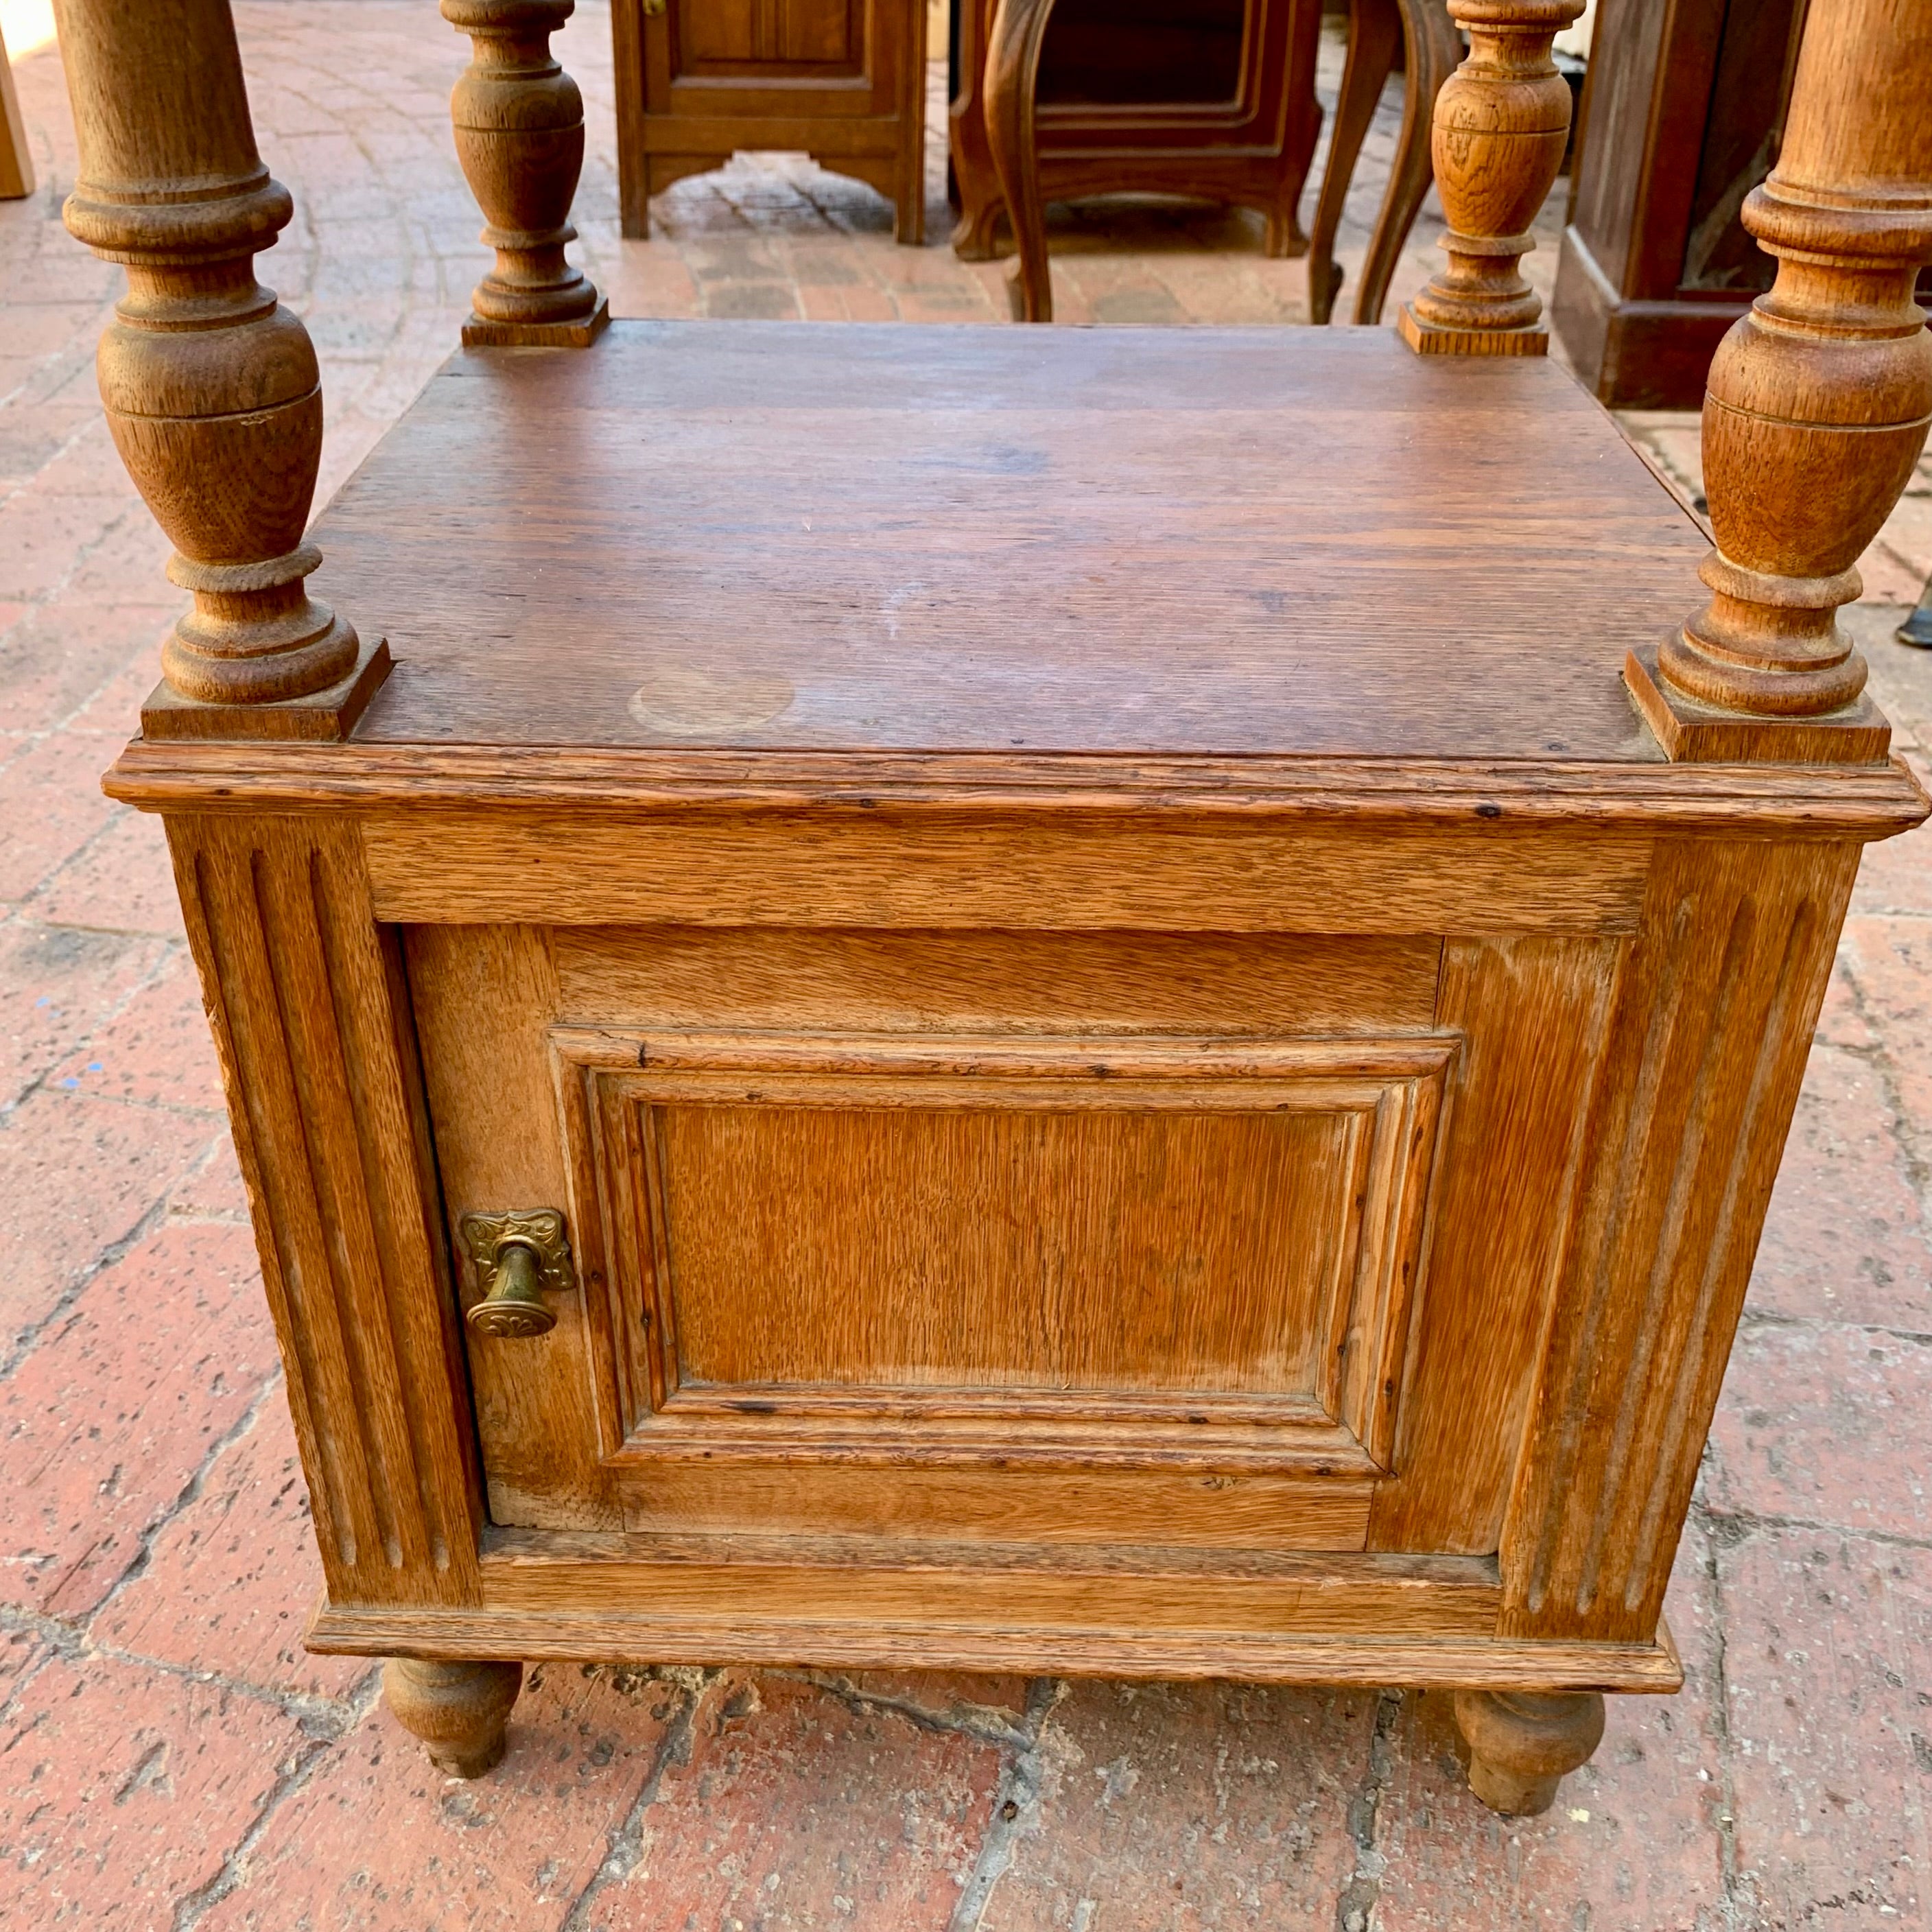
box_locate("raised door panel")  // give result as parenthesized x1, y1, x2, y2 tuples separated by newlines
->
(555, 1028, 1451, 1483)
(679, 0, 863, 75)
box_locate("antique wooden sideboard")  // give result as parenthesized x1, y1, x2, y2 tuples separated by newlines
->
(52, 0, 1932, 1822)
(611, 0, 929, 244)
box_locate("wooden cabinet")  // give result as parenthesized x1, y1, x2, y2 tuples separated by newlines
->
(60, 0, 1932, 1829)
(950, 0, 1323, 259)
(612, 0, 928, 242)
(1551, 0, 1807, 408)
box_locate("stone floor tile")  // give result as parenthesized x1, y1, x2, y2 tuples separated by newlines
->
(591, 1671, 1002, 1930)
(825, 1666, 1035, 1726)
(0, 916, 169, 1111)
(980, 1679, 1374, 1931)
(0, 1622, 45, 1706)
(91, 1387, 365, 1700)
(0, 730, 122, 902)
(0, 1084, 204, 1350)
(1372, 1531, 1728, 1932)
(0, 488, 134, 602)
(30, 804, 185, 938)
(0, 597, 174, 735)
(198, 1662, 687, 1932)
(48, 943, 224, 1114)
(1749, 1041, 1932, 1332)
(1706, 1319, 1932, 1539)
(1839, 914, 1932, 1173)
(60, 634, 172, 740)
(1717, 1527, 1932, 1927)
(0, 1220, 278, 1618)
(1847, 799, 1932, 920)
(0, 1651, 312, 1932)
(167, 1129, 252, 1225)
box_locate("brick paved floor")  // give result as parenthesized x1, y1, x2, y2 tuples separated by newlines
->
(5, 7, 1932, 1929)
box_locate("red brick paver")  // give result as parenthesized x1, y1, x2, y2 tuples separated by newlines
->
(5, 5, 1932, 1928)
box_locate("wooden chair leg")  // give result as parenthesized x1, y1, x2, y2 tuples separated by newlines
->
(1308, 0, 1402, 325)
(1453, 1689, 1605, 1817)
(984, 0, 1059, 323)
(1354, 0, 1461, 325)
(384, 1659, 524, 1778)
(1, 23, 35, 200)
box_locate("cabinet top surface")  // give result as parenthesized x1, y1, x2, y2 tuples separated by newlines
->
(317, 320, 1701, 766)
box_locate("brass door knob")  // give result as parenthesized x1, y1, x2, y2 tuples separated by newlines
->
(460, 1208, 574, 1340)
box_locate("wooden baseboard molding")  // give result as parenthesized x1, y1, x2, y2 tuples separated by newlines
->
(307, 1536, 1684, 1693)
(308, 1598, 1682, 1693)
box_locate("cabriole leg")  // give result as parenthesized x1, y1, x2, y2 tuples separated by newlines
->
(1452, 1688, 1605, 1817)
(384, 1659, 524, 1778)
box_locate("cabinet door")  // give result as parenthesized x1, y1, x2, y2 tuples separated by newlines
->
(408, 923, 1616, 1566)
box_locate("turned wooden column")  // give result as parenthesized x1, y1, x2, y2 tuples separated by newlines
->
(51, 0, 388, 740)
(444, 0, 609, 348)
(1626, 0, 1932, 764)
(1398, 0, 1583, 355)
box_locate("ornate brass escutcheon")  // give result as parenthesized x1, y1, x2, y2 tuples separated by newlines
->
(460, 1208, 575, 1339)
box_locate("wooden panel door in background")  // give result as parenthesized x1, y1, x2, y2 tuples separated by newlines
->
(614, 0, 928, 242)
(682, 0, 862, 73)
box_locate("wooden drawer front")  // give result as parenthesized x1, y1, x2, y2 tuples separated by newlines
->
(556, 1029, 1453, 1478)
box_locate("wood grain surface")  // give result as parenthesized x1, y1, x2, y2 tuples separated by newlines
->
(303, 322, 1709, 764)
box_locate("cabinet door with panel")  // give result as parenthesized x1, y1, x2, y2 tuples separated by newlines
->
(408, 917, 1626, 1642)
(614, 0, 928, 242)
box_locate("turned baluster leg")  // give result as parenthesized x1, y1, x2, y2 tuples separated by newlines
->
(444, 0, 609, 348)
(49, 0, 388, 740)
(1625, 0, 1932, 765)
(1454, 1689, 1605, 1817)
(385, 1659, 524, 1778)
(984, 0, 1059, 325)
(1398, 0, 1583, 355)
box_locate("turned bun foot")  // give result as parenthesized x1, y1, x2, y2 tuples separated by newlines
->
(384, 1658, 523, 1778)
(1452, 1689, 1605, 1817)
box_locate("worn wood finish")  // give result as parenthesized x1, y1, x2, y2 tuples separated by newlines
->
(443, 0, 607, 346)
(1629, 0, 1932, 762)
(71, 0, 1932, 1814)
(163, 814, 483, 1604)
(312, 1585, 1687, 1695)
(287, 324, 1704, 763)
(1399, 0, 1584, 354)
(49, 0, 388, 735)
(1308, 0, 1461, 327)
(1502, 838, 1859, 1642)
(952, 0, 1323, 268)
(1, 23, 35, 200)
(614, 0, 927, 244)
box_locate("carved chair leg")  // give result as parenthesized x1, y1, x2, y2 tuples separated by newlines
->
(1354, 0, 1461, 325)
(984, 0, 1059, 322)
(1452, 1689, 1605, 1817)
(1308, 0, 1402, 323)
(384, 1659, 524, 1778)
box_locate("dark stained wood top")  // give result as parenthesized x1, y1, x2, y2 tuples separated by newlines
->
(311, 320, 1707, 765)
